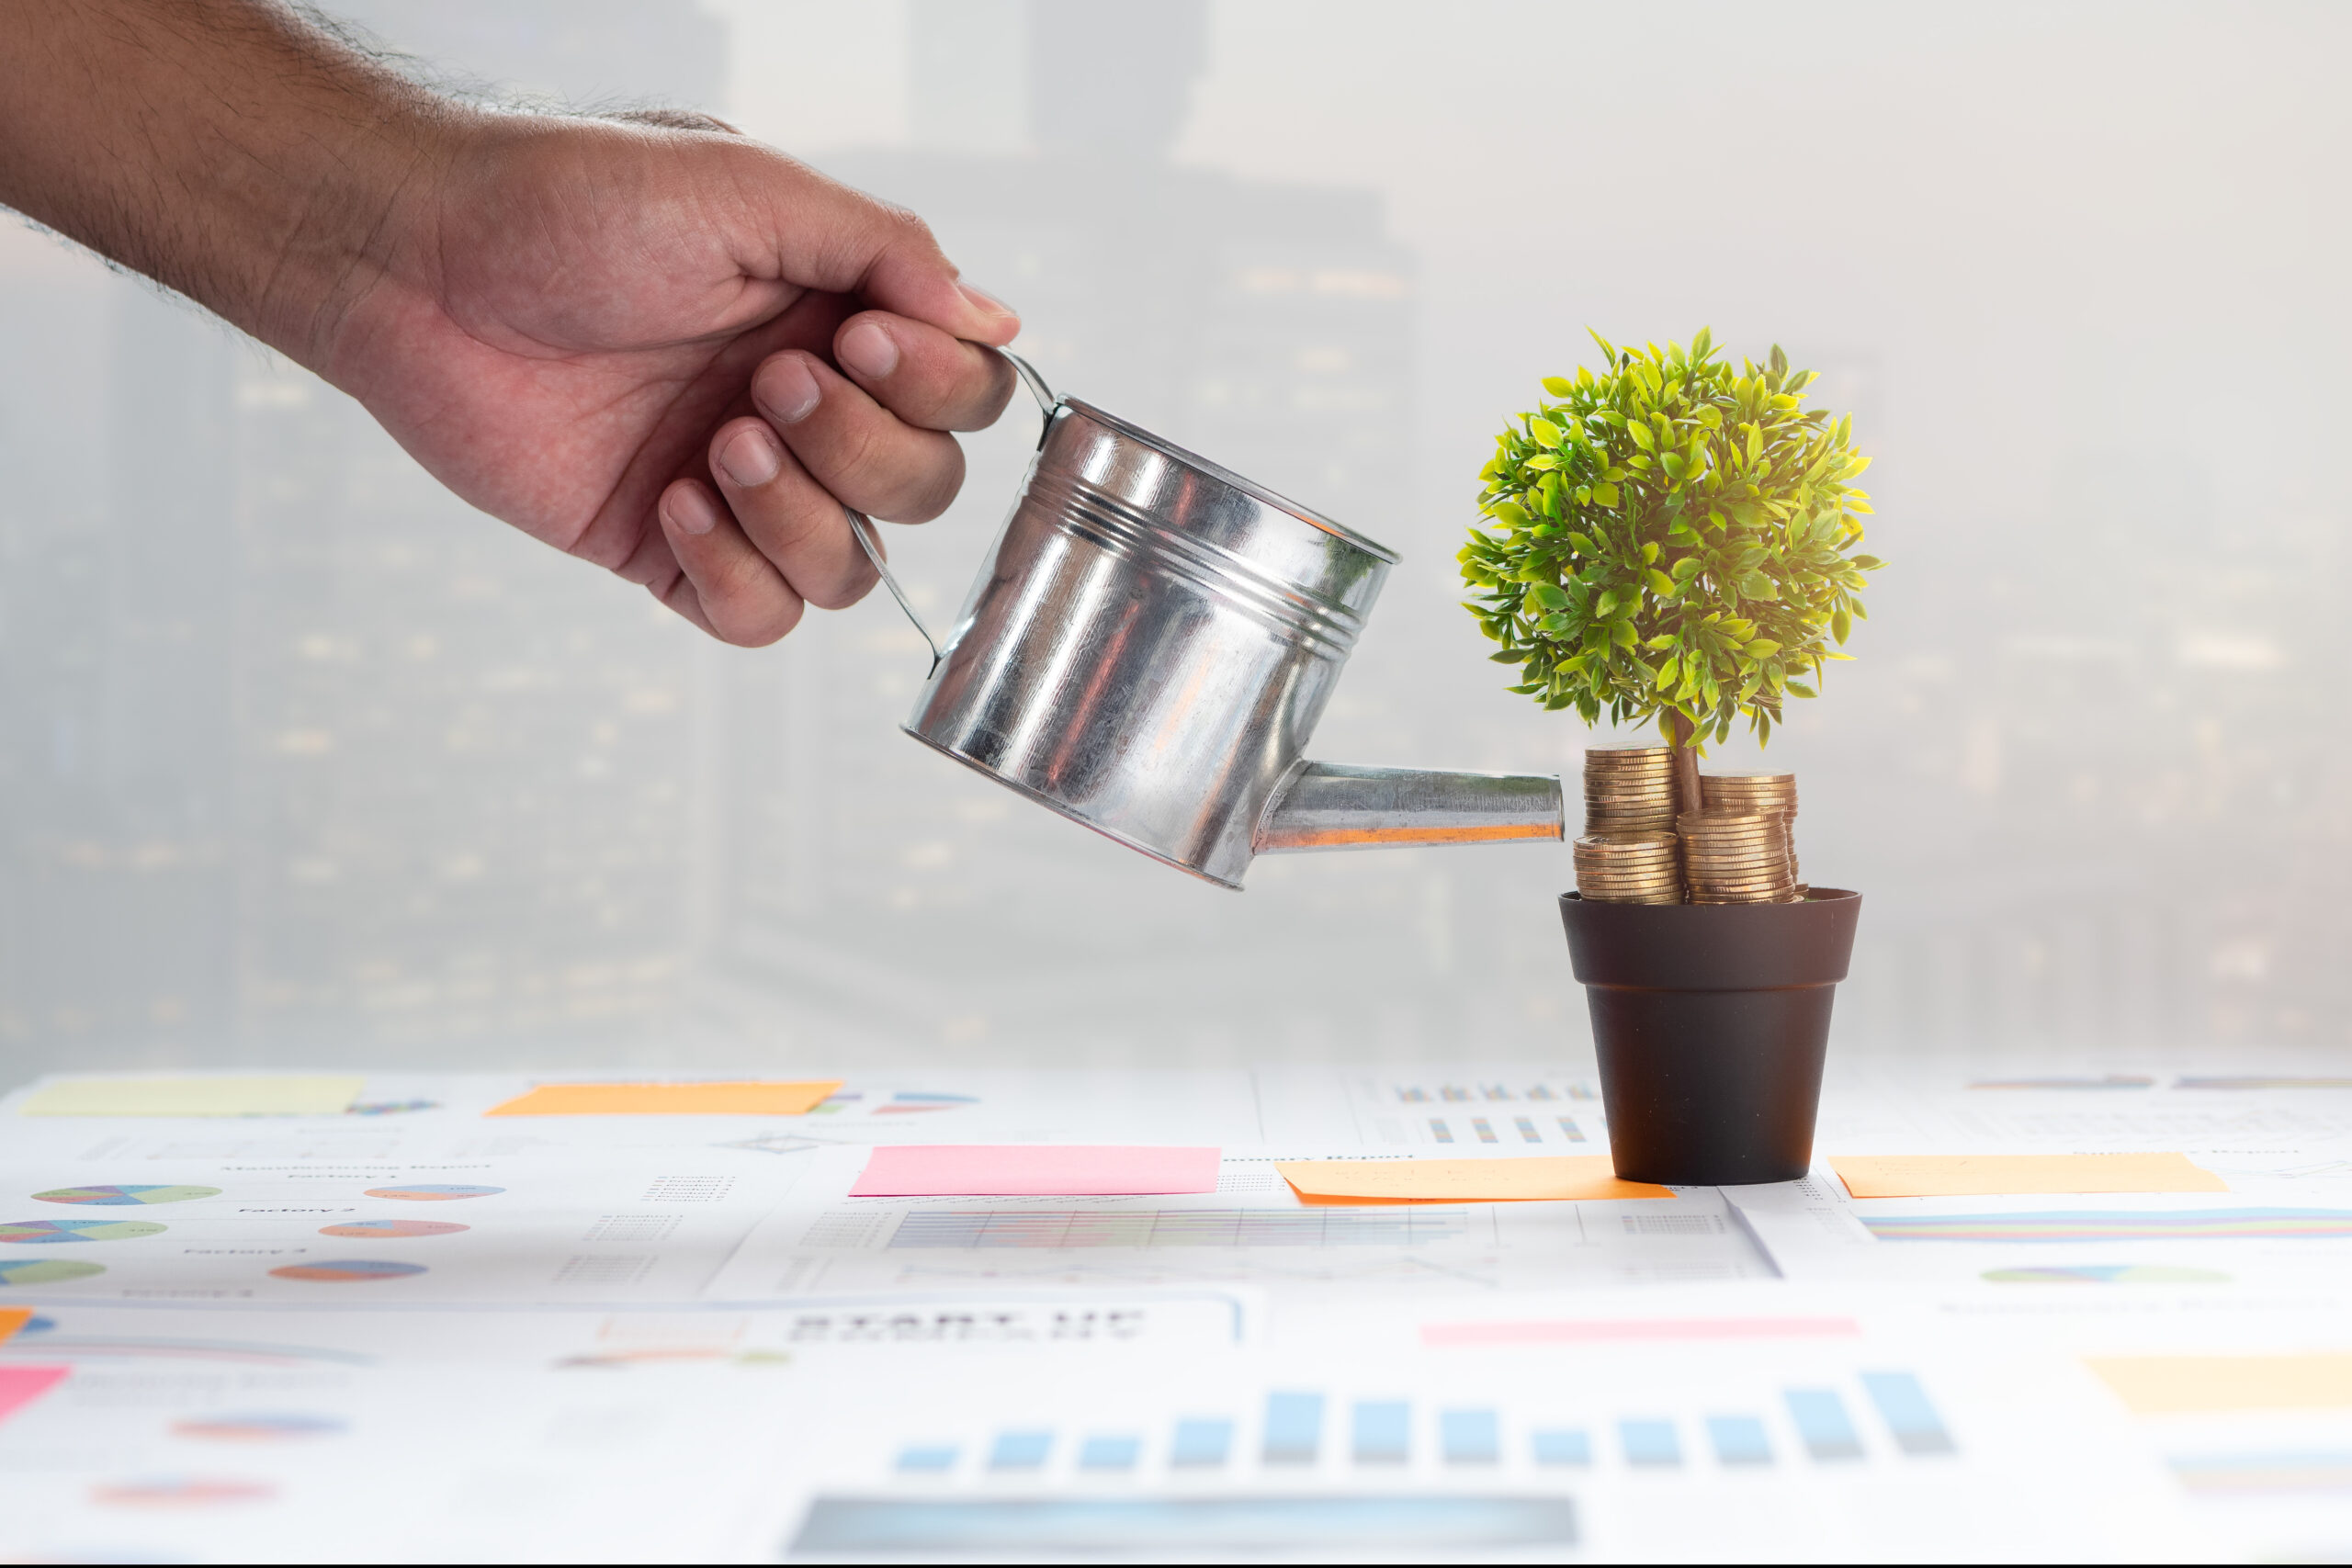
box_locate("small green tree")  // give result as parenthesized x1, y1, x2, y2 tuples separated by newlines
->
(1458, 329, 1882, 811)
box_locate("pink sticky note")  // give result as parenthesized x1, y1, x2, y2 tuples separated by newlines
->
(851, 1145, 1221, 1197)
(0, 1366, 67, 1426)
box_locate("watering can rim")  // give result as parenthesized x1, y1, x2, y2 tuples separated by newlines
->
(1052, 396, 1404, 569)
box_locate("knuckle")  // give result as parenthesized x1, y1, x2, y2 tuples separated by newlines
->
(690, 550, 801, 648)
(899, 445, 964, 524)
(802, 570, 876, 614)
(876, 200, 934, 244)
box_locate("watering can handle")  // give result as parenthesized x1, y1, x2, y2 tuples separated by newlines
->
(844, 345, 1060, 678)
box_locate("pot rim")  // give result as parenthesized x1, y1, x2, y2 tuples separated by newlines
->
(1562, 887, 1859, 908)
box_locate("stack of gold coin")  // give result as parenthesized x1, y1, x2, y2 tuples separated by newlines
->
(1678, 810, 1800, 903)
(1583, 746, 1679, 839)
(1700, 771, 1801, 890)
(1573, 833, 1684, 904)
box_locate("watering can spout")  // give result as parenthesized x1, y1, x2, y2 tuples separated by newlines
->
(1253, 762, 1564, 856)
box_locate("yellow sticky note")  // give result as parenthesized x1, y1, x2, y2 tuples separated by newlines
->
(18, 1077, 363, 1117)
(2088, 1355, 2352, 1415)
(1831, 1153, 2227, 1198)
(1276, 1156, 1672, 1203)
(484, 1080, 842, 1117)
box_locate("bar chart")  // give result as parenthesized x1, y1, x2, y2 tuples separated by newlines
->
(879, 1371, 1955, 1482)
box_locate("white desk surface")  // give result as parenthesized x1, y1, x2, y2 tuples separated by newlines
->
(2, 1062, 2348, 1562)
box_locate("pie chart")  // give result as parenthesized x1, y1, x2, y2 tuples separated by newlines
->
(362, 1184, 503, 1201)
(34, 1185, 220, 1206)
(0, 1219, 164, 1244)
(173, 1413, 346, 1441)
(318, 1220, 467, 1238)
(0, 1258, 103, 1286)
(267, 1259, 426, 1283)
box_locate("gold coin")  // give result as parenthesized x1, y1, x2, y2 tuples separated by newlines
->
(1679, 831, 1784, 847)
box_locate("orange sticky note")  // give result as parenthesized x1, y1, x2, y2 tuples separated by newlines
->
(1275, 1156, 1672, 1203)
(484, 1080, 842, 1117)
(2088, 1354, 2352, 1415)
(0, 1308, 30, 1347)
(1831, 1153, 2227, 1198)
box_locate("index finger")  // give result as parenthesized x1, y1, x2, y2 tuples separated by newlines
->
(831, 310, 1017, 433)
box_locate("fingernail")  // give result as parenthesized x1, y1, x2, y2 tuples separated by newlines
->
(838, 320, 899, 380)
(756, 355, 821, 423)
(718, 426, 782, 488)
(662, 484, 720, 537)
(958, 281, 1018, 322)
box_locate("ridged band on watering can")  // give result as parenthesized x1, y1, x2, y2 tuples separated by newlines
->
(852, 351, 1564, 889)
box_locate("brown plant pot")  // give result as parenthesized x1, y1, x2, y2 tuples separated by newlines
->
(1557, 889, 1861, 1185)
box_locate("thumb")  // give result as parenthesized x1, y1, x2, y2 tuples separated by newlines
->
(734, 144, 1021, 347)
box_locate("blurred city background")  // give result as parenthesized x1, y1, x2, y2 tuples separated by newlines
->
(1, 0, 2344, 1080)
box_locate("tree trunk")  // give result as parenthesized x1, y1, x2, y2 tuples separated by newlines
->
(1663, 710, 1702, 820)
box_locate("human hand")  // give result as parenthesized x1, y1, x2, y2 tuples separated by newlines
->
(325, 114, 1020, 644)
(0, 2, 1017, 643)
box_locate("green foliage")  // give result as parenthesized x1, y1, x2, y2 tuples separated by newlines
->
(1458, 330, 1881, 749)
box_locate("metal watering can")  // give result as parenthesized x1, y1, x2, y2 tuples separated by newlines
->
(848, 353, 1565, 890)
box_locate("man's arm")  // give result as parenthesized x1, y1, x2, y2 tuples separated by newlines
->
(0, 3, 457, 372)
(0, 0, 1020, 644)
